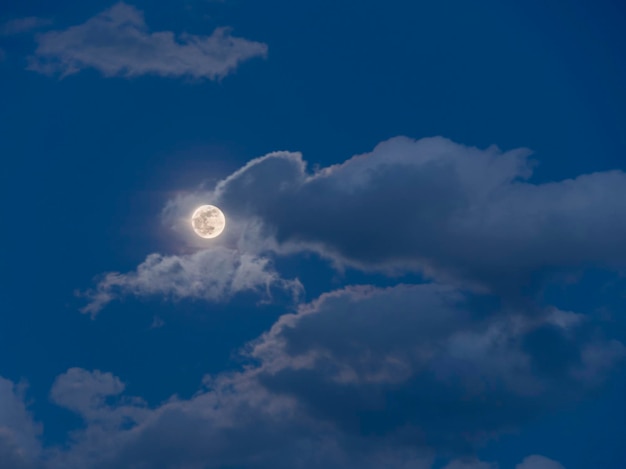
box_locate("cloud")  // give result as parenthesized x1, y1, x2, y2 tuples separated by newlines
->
(43, 370, 433, 469)
(516, 455, 566, 469)
(27, 2, 267, 79)
(443, 459, 497, 469)
(444, 455, 564, 469)
(81, 246, 302, 315)
(165, 136, 626, 295)
(251, 284, 623, 451)
(50, 368, 126, 418)
(0, 376, 42, 468)
(46, 369, 150, 469)
(89, 136, 626, 312)
(150, 316, 165, 329)
(37, 285, 623, 468)
(1, 17, 52, 35)
(69, 136, 624, 465)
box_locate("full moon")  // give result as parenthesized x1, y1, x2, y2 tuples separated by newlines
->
(191, 205, 226, 239)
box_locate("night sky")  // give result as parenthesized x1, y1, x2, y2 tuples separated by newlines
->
(1, 1, 625, 468)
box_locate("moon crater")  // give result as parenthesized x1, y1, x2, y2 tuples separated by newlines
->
(191, 205, 226, 239)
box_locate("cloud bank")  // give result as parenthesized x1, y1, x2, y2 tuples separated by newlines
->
(84, 136, 626, 315)
(70, 136, 625, 467)
(27, 2, 267, 79)
(165, 136, 626, 294)
(6, 282, 616, 467)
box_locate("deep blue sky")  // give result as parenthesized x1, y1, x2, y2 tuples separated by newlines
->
(1, 1, 625, 468)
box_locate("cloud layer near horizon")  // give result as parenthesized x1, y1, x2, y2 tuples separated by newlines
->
(27, 2, 267, 79)
(3, 283, 620, 468)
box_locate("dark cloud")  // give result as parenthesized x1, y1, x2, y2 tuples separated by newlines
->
(33, 285, 621, 468)
(252, 284, 623, 452)
(163, 136, 626, 296)
(70, 136, 625, 466)
(27, 2, 267, 79)
(90, 136, 626, 312)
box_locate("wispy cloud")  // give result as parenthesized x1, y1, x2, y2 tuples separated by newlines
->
(27, 2, 267, 80)
(80, 246, 302, 316)
(1, 17, 52, 35)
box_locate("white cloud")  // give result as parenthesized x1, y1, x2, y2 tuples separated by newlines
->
(27, 2, 267, 79)
(81, 246, 302, 315)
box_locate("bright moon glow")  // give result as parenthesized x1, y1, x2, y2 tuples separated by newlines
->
(191, 205, 226, 239)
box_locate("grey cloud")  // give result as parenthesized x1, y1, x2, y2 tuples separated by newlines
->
(168, 136, 626, 294)
(81, 246, 302, 315)
(46, 370, 151, 469)
(27, 2, 267, 79)
(50, 368, 125, 417)
(1, 17, 52, 35)
(444, 455, 563, 469)
(252, 284, 624, 452)
(515, 455, 566, 469)
(0, 377, 41, 469)
(0, 440, 39, 469)
(42, 285, 623, 468)
(45, 369, 433, 469)
(66, 135, 626, 466)
(443, 459, 497, 469)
